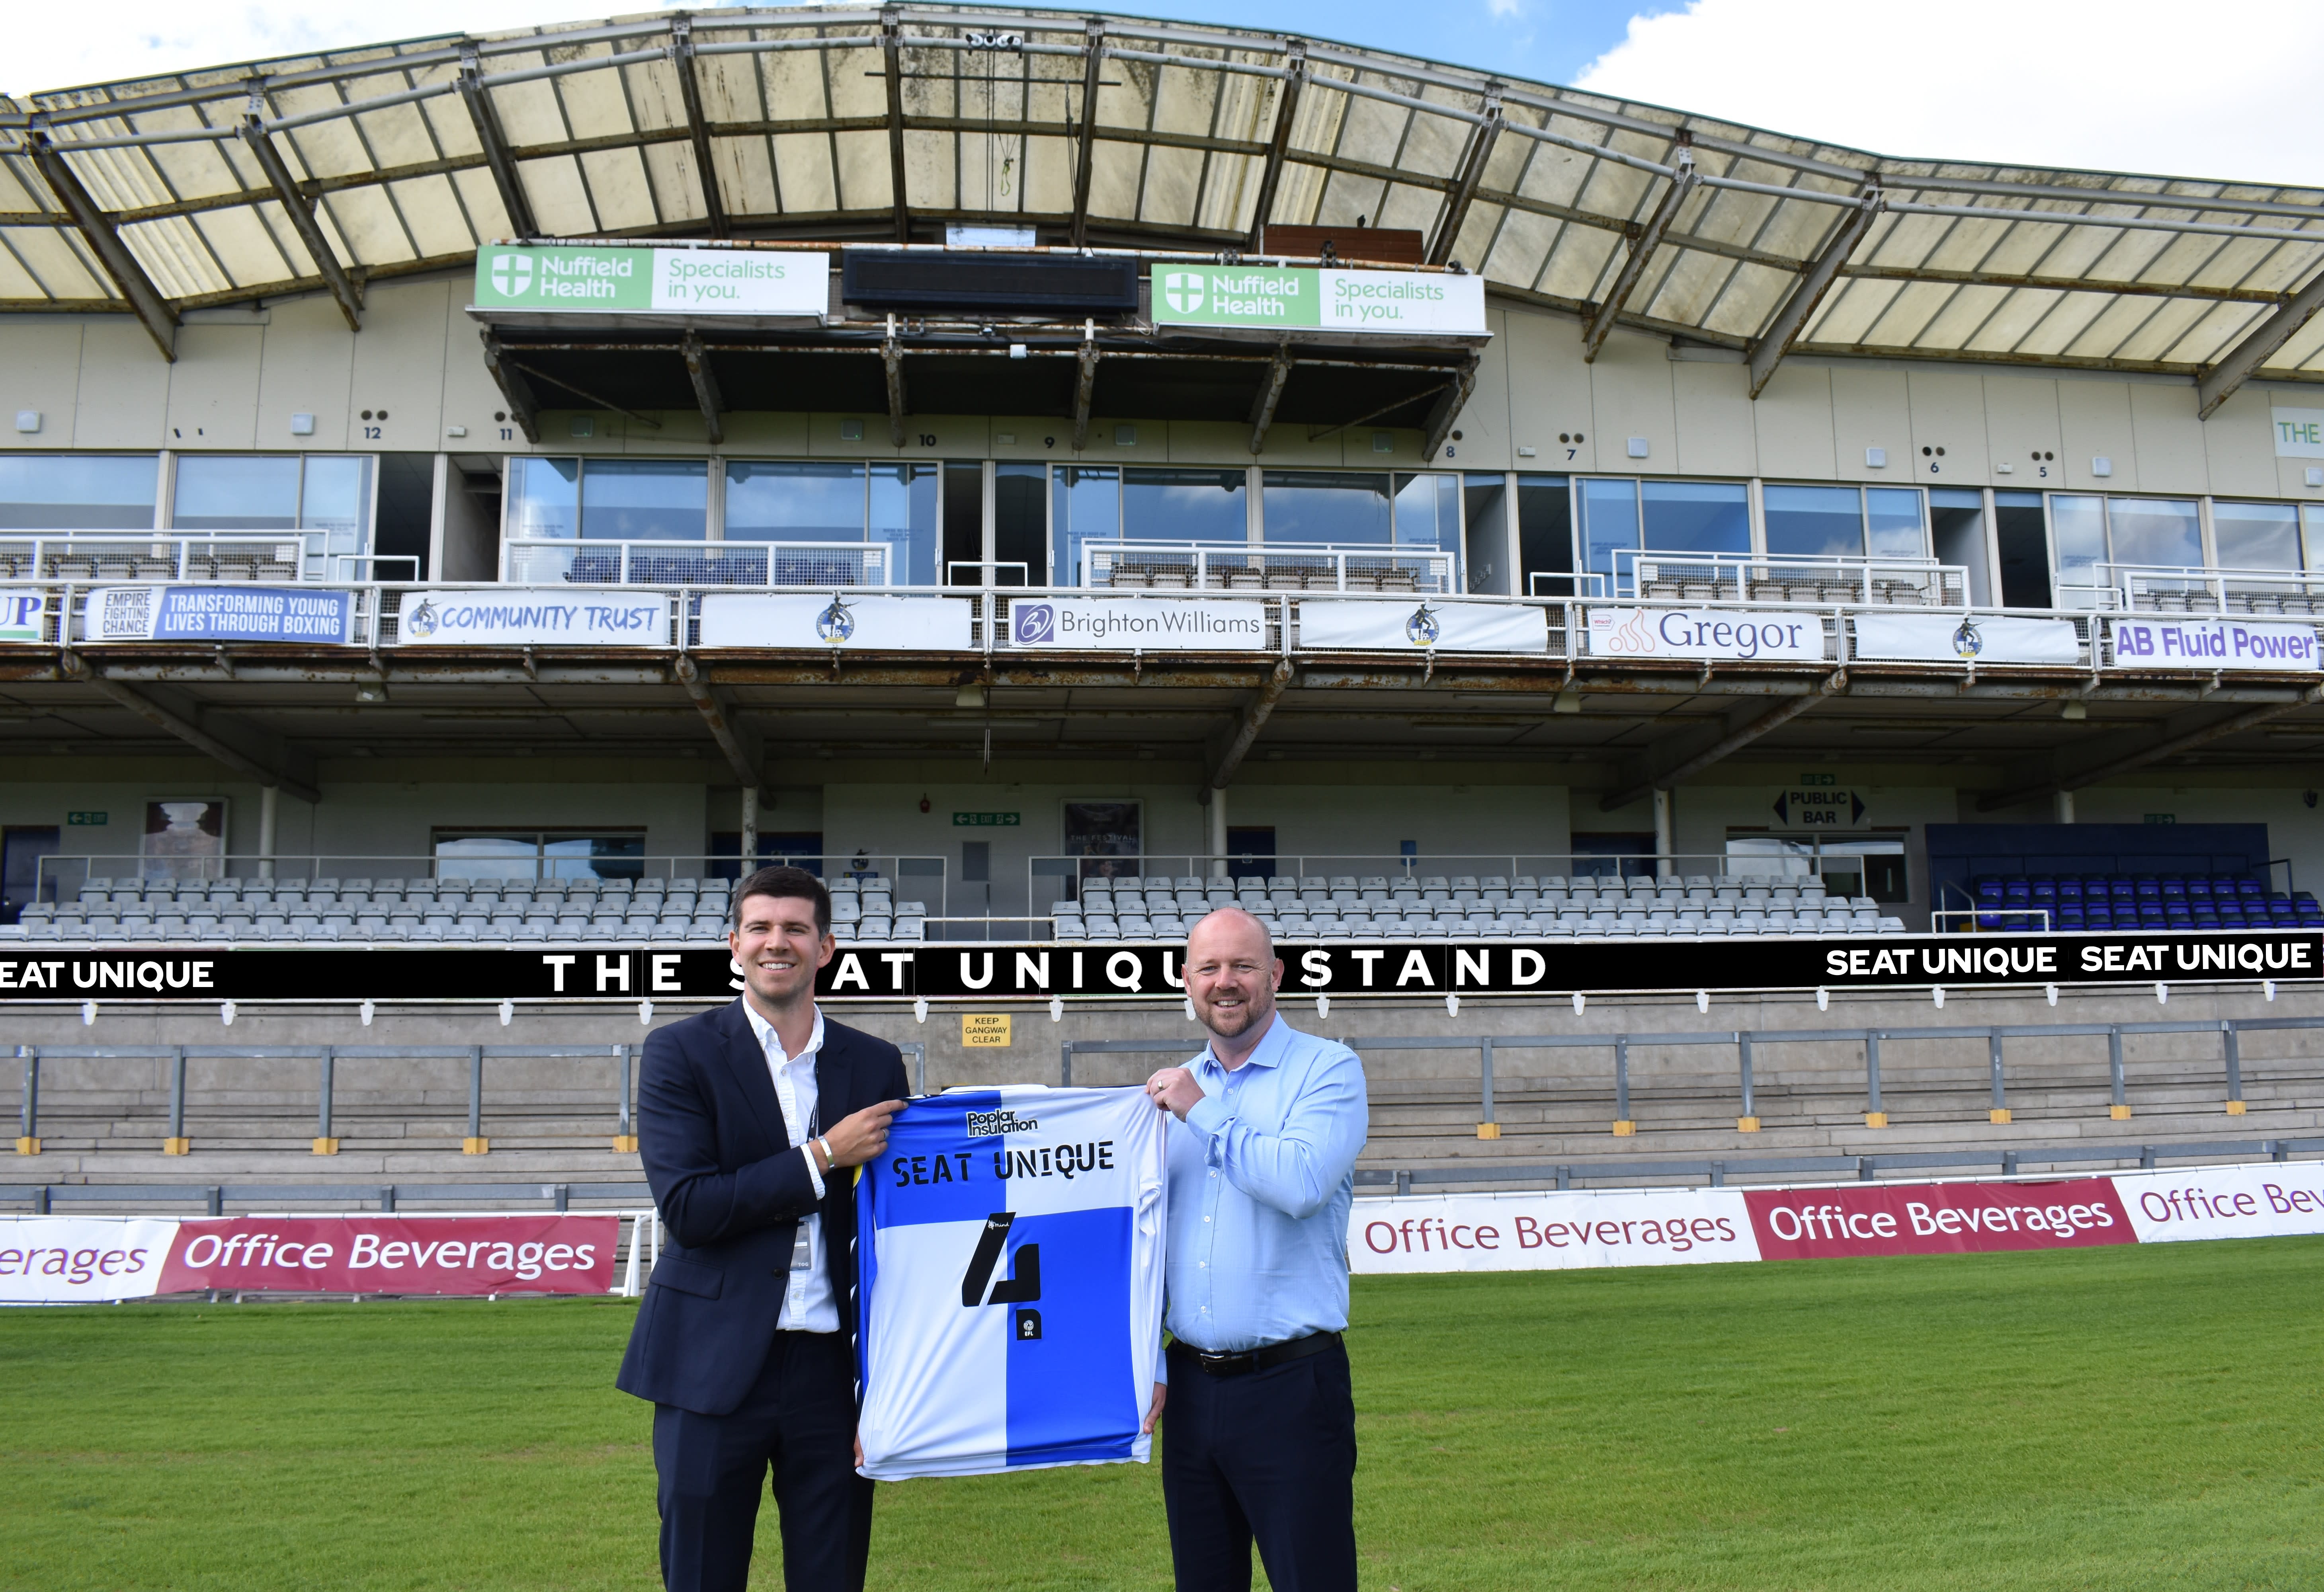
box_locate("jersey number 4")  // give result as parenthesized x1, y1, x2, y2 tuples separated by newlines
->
(959, 1212, 1042, 1307)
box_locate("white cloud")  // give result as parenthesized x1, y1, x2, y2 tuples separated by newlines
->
(4, 0, 683, 99)
(1486, 0, 1525, 18)
(1576, 0, 2324, 189)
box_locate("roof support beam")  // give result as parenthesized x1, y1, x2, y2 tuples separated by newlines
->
(456, 49, 538, 240)
(672, 654, 764, 801)
(1071, 327, 1099, 451)
(70, 665, 320, 803)
(681, 331, 724, 447)
(1207, 658, 1296, 791)
(1424, 89, 1502, 267)
(1068, 19, 1106, 248)
(881, 9, 910, 244)
(1600, 672, 1845, 812)
(2197, 265, 2324, 419)
(1978, 687, 2324, 812)
(1747, 191, 1882, 399)
(28, 133, 177, 361)
(1582, 152, 1695, 363)
(882, 328, 908, 448)
(478, 334, 542, 445)
(238, 117, 362, 332)
(669, 17, 730, 239)
(1246, 339, 1293, 455)
(1420, 352, 1479, 464)
(1244, 41, 1307, 253)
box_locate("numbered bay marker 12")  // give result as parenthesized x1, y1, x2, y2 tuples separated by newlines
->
(961, 1013, 1012, 1048)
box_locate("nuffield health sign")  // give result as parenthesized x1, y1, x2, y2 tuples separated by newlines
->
(473, 246, 828, 317)
(1150, 265, 1486, 336)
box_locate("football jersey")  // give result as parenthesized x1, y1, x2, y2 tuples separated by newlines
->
(855, 1085, 1168, 1481)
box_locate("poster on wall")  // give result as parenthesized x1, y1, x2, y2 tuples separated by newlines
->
(84, 586, 352, 644)
(697, 593, 973, 650)
(1063, 801, 1142, 883)
(142, 800, 226, 882)
(1852, 612, 2080, 666)
(1297, 599, 1549, 653)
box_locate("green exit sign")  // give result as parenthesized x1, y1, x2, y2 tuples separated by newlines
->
(1799, 773, 1835, 786)
(2144, 813, 2177, 825)
(66, 811, 107, 826)
(953, 812, 1021, 827)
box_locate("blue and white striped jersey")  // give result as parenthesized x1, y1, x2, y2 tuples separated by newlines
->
(854, 1086, 1167, 1481)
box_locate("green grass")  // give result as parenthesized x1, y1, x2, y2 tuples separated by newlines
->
(2, 1239, 2320, 1590)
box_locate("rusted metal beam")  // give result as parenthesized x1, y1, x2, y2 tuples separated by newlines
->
(457, 48, 539, 239)
(883, 328, 908, 448)
(672, 654, 764, 799)
(1600, 672, 1846, 811)
(1072, 328, 1099, 451)
(68, 664, 319, 803)
(881, 8, 910, 244)
(1245, 41, 1307, 253)
(1978, 687, 2324, 812)
(1748, 190, 1882, 400)
(479, 333, 542, 444)
(681, 330, 724, 446)
(1068, 19, 1106, 248)
(1420, 353, 1478, 464)
(500, 355, 663, 430)
(238, 116, 362, 332)
(1424, 89, 1503, 267)
(2197, 264, 2324, 420)
(1208, 658, 1296, 791)
(27, 133, 177, 360)
(1582, 152, 1696, 363)
(669, 16, 729, 239)
(1246, 339, 1293, 455)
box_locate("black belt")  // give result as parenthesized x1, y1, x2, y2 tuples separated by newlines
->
(1168, 1331, 1339, 1377)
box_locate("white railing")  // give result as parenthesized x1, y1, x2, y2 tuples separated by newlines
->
(2108, 563, 2324, 615)
(1082, 542, 1456, 595)
(0, 531, 317, 584)
(1615, 547, 1970, 607)
(502, 538, 892, 588)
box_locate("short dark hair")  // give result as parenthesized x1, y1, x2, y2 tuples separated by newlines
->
(732, 865, 831, 935)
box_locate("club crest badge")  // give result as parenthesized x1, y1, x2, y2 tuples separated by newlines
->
(1951, 618, 1984, 659)
(816, 597, 856, 644)
(404, 598, 438, 639)
(1405, 603, 1441, 647)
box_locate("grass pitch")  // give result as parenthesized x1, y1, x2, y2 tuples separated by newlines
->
(2, 1238, 2319, 1590)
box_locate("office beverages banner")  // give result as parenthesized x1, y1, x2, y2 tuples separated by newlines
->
(1586, 607, 1826, 661)
(396, 589, 670, 647)
(1298, 599, 1549, 653)
(474, 245, 828, 317)
(2107, 616, 2319, 671)
(85, 586, 352, 644)
(1853, 612, 2080, 665)
(698, 593, 973, 650)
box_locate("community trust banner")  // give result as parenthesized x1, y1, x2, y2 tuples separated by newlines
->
(0, 1214, 619, 1304)
(1350, 1162, 2324, 1274)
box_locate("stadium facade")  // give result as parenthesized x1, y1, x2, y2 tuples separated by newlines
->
(2, 5, 2322, 1007)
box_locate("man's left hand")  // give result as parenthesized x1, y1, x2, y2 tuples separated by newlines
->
(1145, 1066, 1202, 1120)
(1142, 1382, 1166, 1436)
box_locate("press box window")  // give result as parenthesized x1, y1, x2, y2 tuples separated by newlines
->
(172, 453, 373, 577)
(0, 453, 159, 530)
(434, 830, 647, 881)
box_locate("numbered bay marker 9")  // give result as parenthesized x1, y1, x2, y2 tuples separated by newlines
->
(961, 1013, 1012, 1048)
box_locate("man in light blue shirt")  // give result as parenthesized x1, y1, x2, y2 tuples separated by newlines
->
(1141, 907, 1368, 1592)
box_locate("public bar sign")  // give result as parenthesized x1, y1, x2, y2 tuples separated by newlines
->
(1150, 265, 1487, 336)
(396, 589, 669, 648)
(1004, 596, 1267, 651)
(84, 585, 352, 644)
(1586, 607, 1825, 662)
(2107, 615, 2320, 671)
(472, 245, 829, 318)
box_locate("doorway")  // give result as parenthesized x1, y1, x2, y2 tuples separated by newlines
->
(1929, 488, 1990, 606)
(1994, 491, 2051, 609)
(2, 826, 60, 923)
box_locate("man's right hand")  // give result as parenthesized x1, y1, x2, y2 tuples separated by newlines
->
(820, 1098, 906, 1169)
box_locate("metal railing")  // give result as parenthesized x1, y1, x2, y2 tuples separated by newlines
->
(0, 532, 319, 587)
(502, 538, 892, 587)
(1616, 547, 1970, 607)
(1083, 542, 1455, 594)
(1027, 853, 1873, 906)
(2107, 563, 2324, 616)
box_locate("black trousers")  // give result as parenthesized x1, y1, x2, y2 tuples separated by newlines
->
(1162, 1339, 1359, 1592)
(652, 1330, 872, 1592)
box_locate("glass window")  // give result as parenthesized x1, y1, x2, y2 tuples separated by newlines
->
(2304, 506, 2324, 574)
(1123, 467, 1246, 544)
(1865, 488, 1926, 560)
(1052, 465, 1119, 587)
(579, 459, 707, 541)
(433, 834, 542, 882)
(1263, 471, 1388, 544)
(1392, 473, 1459, 551)
(0, 454, 158, 530)
(1640, 480, 1750, 556)
(1578, 478, 1639, 585)
(1764, 484, 1862, 559)
(299, 455, 373, 562)
(1515, 474, 1573, 595)
(2212, 501, 2301, 571)
(434, 830, 646, 882)
(1461, 473, 1509, 595)
(1930, 488, 1990, 606)
(725, 461, 864, 542)
(2049, 494, 2105, 593)
(171, 455, 301, 529)
(507, 457, 580, 539)
(870, 462, 940, 586)
(2106, 497, 2201, 570)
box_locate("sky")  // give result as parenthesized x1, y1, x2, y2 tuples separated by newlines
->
(9, 0, 2320, 188)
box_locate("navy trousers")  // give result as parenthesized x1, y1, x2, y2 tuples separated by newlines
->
(652, 1330, 872, 1592)
(1162, 1339, 1359, 1592)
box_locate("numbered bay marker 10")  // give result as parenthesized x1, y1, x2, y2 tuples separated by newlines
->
(961, 1013, 1013, 1048)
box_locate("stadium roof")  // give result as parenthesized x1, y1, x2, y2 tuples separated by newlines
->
(5, 4, 2324, 416)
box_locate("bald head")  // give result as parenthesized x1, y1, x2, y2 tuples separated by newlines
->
(1184, 907, 1281, 1048)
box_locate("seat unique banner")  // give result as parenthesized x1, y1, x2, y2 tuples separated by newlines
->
(1351, 1163, 2324, 1275)
(0, 933, 2313, 1005)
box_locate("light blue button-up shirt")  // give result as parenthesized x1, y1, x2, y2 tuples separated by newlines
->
(1160, 1013, 1369, 1361)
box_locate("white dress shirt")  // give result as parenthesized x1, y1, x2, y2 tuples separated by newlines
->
(741, 999, 840, 1333)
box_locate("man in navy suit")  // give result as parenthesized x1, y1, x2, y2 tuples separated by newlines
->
(618, 864, 908, 1592)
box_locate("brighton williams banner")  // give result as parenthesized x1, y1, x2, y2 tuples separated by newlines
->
(0, 932, 2314, 1005)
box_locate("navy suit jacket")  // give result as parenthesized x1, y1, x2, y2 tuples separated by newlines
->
(617, 999, 909, 1416)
